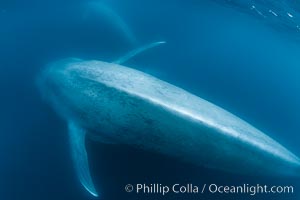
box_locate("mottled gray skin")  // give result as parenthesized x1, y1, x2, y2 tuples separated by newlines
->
(40, 58, 300, 177)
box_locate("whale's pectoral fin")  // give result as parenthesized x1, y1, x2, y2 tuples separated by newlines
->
(68, 122, 99, 197)
(113, 41, 166, 64)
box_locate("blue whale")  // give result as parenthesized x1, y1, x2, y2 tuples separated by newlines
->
(38, 42, 300, 197)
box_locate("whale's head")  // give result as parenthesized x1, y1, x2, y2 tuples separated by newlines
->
(38, 41, 167, 133)
(38, 58, 111, 128)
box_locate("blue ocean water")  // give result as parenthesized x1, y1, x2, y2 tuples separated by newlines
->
(0, 0, 299, 199)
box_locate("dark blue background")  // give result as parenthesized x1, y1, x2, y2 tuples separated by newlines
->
(0, 0, 299, 199)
